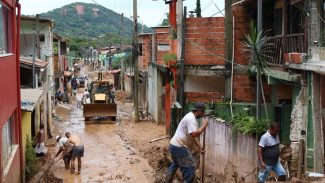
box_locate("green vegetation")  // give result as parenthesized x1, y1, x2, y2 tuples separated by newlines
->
(196, 0, 202, 17)
(25, 136, 39, 181)
(163, 53, 177, 65)
(161, 13, 169, 26)
(242, 22, 271, 120)
(40, 2, 151, 38)
(39, 2, 149, 57)
(231, 113, 269, 135)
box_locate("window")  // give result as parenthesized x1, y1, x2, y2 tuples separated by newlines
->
(158, 44, 170, 51)
(2, 116, 14, 170)
(0, 3, 12, 55)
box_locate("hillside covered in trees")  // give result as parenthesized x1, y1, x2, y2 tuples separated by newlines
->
(40, 2, 151, 38)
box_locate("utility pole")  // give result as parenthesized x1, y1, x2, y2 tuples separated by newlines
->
(36, 14, 40, 59)
(120, 13, 125, 90)
(256, 0, 262, 120)
(132, 0, 139, 122)
(32, 24, 36, 88)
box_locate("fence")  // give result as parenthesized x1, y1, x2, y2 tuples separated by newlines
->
(203, 118, 258, 182)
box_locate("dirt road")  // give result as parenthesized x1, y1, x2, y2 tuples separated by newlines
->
(48, 64, 155, 183)
(49, 98, 154, 183)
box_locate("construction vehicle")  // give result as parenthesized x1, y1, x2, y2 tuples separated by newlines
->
(83, 72, 117, 122)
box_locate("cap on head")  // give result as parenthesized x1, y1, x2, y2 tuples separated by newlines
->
(192, 102, 206, 111)
(56, 135, 60, 142)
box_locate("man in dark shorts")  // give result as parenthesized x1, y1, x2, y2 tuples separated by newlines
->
(65, 132, 84, 174)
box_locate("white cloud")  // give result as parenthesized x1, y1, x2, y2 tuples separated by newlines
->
(19, 0, 224, 27)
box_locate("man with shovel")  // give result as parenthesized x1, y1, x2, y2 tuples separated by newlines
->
(165, 102, 209, 183)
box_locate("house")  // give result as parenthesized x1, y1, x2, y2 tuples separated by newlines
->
(53, 34, 68, 92)
(20, 88, 43, 166)
(138, 33, 153, 109)
(230, 0, 325, 177)
(19, 16, 54, 155)
(147, 26, 171, 127)
(0, 1, 23, 182)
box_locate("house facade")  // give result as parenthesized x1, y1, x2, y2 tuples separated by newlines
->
(0, 0, 23, 182)
(230, 0, 325, 176)
(19, 16, 54, 155)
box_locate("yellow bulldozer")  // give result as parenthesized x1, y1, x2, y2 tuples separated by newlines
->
(83, 72, 117, 122)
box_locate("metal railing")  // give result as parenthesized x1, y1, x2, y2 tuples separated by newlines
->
(265, 33, 306, 66)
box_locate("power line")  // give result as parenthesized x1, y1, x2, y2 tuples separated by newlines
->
(186, 39, 246, 68)
(157, 6, 168, 26)
(213, 1, 225, 16)
(202, 0, 214, 12)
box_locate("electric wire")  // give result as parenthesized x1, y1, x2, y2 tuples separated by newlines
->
(213, 1, 225, 16)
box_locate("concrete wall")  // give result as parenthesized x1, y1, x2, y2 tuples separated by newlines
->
(204, 118, 257, 182)
(185, 76, 225, 93)
(290, 86, 308, 174)
(124, 74, 133, 95)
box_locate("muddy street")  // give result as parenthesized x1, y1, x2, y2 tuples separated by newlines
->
(49, 98, 154, 183)
(47, 65, 156, 183)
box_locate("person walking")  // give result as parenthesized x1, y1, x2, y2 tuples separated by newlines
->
(258, 122, 286, 182)
(165, 102, 208, 183)
(65, 132, 84, 175)
(55, 135, 73, 169)
(35, 123, 47, 157)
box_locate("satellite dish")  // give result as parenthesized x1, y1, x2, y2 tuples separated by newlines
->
(43, 48, 52, 57)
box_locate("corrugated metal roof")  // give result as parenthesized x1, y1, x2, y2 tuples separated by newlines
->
(20, 57, 49, 68)
(21, 88, 43, 112)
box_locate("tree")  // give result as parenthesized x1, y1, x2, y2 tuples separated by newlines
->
(161, 13, 169, 26)
(242, 22, 271, 120)
(196, 0, 202, 17)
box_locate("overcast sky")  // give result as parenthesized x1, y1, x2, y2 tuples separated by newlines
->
(19, 0, 224, 27)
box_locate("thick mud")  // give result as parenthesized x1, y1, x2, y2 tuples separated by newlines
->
(48, 64, 154, 183)
(49, 95, 154, 183)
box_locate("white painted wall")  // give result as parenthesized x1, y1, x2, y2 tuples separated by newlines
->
(185, 76, 225, 94)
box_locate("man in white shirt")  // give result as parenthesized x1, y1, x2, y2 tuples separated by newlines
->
(55, 135, 73, 169)
(165, 102, 208, 183)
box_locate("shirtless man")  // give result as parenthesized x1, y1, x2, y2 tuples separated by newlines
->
(65, 132, 84, 174)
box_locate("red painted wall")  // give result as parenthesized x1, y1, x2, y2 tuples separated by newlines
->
(185, 17, 225, 65)
(0, 1, 22, 182)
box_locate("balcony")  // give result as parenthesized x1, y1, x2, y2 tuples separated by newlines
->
(265, 33, 306, 66)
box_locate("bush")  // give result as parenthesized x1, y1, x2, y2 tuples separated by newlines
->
(25, 135, 39, 181)
(231, 113, 269, 135)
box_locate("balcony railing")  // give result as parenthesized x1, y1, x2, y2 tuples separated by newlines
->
(265, 33, 306, 66)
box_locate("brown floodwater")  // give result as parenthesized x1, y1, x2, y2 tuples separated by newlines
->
(49, 88, 153, 183)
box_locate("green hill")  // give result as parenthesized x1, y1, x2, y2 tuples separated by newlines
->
(39, 2, 151, 39)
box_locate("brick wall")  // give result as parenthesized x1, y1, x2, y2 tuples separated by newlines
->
(185, 17, 225, 65)
(154, 27, 170, 65)
(232, 4, 257, 102)
(185, 92, 223, 103)
(138, 34, 152, 71)
(233, 75, 256, 102)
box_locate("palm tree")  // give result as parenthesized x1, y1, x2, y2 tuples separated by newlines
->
(242, 22, 272, 120)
